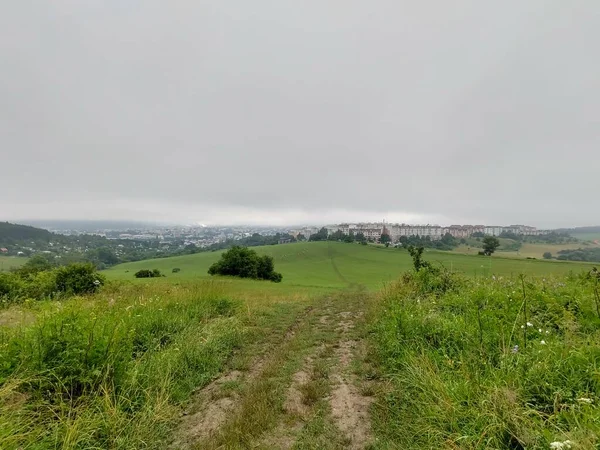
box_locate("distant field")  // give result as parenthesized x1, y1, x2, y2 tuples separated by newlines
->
(0, 255, 26, 272)
(104, 242, 596, 290)
(570, 231, 600, 242)
(453, 242, 598, 259)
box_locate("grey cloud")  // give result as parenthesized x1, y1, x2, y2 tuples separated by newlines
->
(1, 1, 599, 227)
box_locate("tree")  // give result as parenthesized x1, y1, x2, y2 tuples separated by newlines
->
(309, 227, 328, 242)
(407, 245, 431, 271)
(543, 252, 552, 259)
(208, 246, 282, 282)
(328, 230, 345, 241)
(296, 234, 306, 242)
(482, 236, 500, 256)
(380, 233, 391, 245)
(355, 232, 366, 243)
(16, 254, 55, 276)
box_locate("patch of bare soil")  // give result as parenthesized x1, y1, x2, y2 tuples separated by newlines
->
(171, 304, 316, 448)
(329, 314, 373, 449)
(170, 370, 243, 448)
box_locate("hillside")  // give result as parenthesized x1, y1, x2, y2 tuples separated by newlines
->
(104, 241, 597, 289)
(0, 221, 52, 246)
(559, 225, 600, 241)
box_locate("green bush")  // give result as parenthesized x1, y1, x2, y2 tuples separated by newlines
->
(134, 269, 163, 278)
(0, 263, 104, 303)
(208, 246, 282, 282)
(55, 263, 105, 295)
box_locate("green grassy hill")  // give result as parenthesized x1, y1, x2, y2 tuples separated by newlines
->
(104, 242, 596, 290)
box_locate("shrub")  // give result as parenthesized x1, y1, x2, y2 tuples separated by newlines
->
(134, 269, 163, 278)
(543, 252, 552, 259)
(172, 267, 181, 273)
(55, 263, 105, 295)
(208, 246, 282, 282)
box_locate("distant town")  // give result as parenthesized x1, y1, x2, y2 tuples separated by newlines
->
(42, 221, 550, 246)
(294, 223, 549, 242)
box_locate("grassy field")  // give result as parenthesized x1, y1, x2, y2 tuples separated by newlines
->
(570, 231, 600, 242)
(1, 242, 599, 449)
(105, 242, 596, 290)
(369, 270, 600, 448)
(0, 256, 26, 272)
(454, 241, 600, 259)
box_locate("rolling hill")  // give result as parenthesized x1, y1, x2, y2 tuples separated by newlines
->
(104, 241, 597, 290)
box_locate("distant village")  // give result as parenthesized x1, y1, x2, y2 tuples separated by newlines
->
(291, 223, 551, 242)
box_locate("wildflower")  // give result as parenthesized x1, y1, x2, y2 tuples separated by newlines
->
(511, 345, 519, 354)
(550, 440, 573, 449)
(540, 340, 546, 345)
(539, 328, 542, 333)
(577, 398, 593, 404)
(521, 325, 525, 329)
(545, 330, 550, 334)
(527, 322, 533, 327)
(93, 280, 101, 286)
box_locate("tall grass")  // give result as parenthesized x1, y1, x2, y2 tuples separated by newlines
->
(0, 281, 246, 449)
(370, 270, 600, 449)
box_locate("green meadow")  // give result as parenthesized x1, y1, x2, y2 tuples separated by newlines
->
(0, 256, 26, 272)
(1, 241, 598, 449)
(105, 241, 596, 289)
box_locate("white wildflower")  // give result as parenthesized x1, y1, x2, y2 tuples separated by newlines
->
(550, 440, 573, 449)
(540, 340, 546, 345)
(539, 328, 543, 333)
(527, 322, 533, 327)
(546, 330, 550, 334)
(578, 397, 593, 404)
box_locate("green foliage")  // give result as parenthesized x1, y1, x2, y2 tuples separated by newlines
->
(55, 263, 105, 295)
(172, 267, 181, 273)
(134, 269, 163, 278)
(208, 246, 282, 282)
(557, 247, 600, 263)
(0, 263, 104, 303)
(499, 230, 521, 240)
(380, 233, 391, 245)
(398, 234, 458, 251)
(482, 236, 500, 255)
(354, 232, 366, 243)
(543, 251, 553, 259)
(15, 253, 56, 275)
(407, 245, 431, 272)
(370, 273, 600, 448)
(0, 221, 52, 247)
(308, 227, 328, 242)
(327, 230, 346, 241)
(0, 282, 244, 448)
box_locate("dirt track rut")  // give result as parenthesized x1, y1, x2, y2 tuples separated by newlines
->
(171, 292, 373, 449)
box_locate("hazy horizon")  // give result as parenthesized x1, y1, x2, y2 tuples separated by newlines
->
(2, 2, 599, 228)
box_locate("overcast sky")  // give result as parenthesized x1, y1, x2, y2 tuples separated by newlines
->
(1, 1, 598, 227)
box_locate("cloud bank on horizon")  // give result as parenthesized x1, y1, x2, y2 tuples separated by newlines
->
(1, 1, 599, 228)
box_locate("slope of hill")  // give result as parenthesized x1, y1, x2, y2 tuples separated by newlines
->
(104, 241, 597, 289)
(560, 226, 600, 241)
(0, 221, 52, 246)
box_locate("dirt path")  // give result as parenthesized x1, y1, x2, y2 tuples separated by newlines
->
(171, 291, 374, 450)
